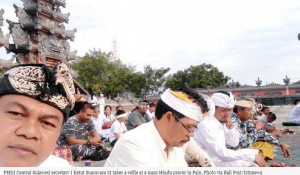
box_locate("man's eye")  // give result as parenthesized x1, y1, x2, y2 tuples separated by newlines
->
(8, 111, 23, 117)
(42, 121, 56, 128)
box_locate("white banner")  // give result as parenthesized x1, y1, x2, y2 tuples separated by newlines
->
(0, 167, 299, 175)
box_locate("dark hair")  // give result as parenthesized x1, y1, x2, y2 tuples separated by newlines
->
(81, 102, 95, 112)
(261, 107, 269, 112)
(105, 105, 112, 111)
(139, 100, 149, 104)
(233, 105, 246, 113)
(155, 83, 208, 120)
(149, 103, 157, 107)
(116, 105, 123, 110)
(116, 109, 126, 116)
(267, 112, 276, 120)
(294, 99, 300, 105)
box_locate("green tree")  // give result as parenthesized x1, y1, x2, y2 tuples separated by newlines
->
(70, 49, 135, 98)
(126, 65, 170, 99)
(166, 63, 230, 89)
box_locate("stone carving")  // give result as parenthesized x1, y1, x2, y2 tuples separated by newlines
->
(7, 20, 29, 49)
(20, 0, 37, 11)
(0, 55, 16, 69)
(256, 77, 262, 87)
(1, 0, 77, 72)
(0, 9, 4, 26)
(283, 75, 290, 86)
(14, 5, 34, 29)
(39, 35, 66, 63)
(0, 9, 10, 49)
(0, 31, 10, 49)
(65, 28, 77, 41)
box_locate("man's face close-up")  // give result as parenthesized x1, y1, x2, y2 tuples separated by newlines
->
(0, 95, 64, 167)
(149, 106, 156, 113)
(138, 102, 148, 114)
(214, 107, 232, 123)
(263, 108, 270, 115)
(79, 108, 94, 122)
(238, 107, 253, 122)
(168, 115, 198, 147)
(93, 110, 100, 118)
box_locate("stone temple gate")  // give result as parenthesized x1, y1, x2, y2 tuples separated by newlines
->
(0, 0, 88, 95)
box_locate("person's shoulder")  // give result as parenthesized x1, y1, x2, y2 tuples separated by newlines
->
(128, 110, 139, 117)
(38, 155, 71, 167)
(123, 123, 150, 140)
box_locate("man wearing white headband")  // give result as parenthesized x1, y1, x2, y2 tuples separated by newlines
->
(195, 91, 265, 167)
(105, 84, 215, 167)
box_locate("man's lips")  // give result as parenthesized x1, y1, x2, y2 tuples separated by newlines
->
(8, 144, 37, 155)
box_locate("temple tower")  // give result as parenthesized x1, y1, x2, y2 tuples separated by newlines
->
(1, 0, 77, 68)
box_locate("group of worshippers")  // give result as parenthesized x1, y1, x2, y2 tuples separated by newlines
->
(0, 61, 291, 167)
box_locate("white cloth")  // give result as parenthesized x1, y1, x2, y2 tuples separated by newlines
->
(38, 155, 71, 167)
(194, 115, 258, 167)
(91, 113, 109, 136)
(161, 89, 202, 122)
(289, 104, 300, 124)
(99, 98, 105, 115)
(108, 120, 127, 142)
(104, 120, 215, 167)
(88, 96, 98, 104)
(211, 92, 235, 108)
(146, 109, 155, 119)
(259, 114, 267, 121)
(100, 114, 115, 138)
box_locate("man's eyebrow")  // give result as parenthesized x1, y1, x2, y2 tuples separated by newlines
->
(39, 115, 61, 121)
(8, 102, 29, 112)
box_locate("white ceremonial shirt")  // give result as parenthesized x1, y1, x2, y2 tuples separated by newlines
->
(108, 120, 127, 142)
(91, 113, 109, 136)
(104, 120, 215, 167)
(289, 104, 300, 124)
(99, 98, 106, 115)
(146, 109, 155, 119)
(259, 114, 267, 121)
(38, 155, 71, 167)
(194, 115, 258, 167)
(88, 96, 98, 105)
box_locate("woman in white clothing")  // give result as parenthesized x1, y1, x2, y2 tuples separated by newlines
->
(88, 92, 98, 105)
(101, 105, 116, 138)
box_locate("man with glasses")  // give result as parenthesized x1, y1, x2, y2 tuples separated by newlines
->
(126, 100, 152, 131)
(194, 91, 265, 167)
(104, 84, 215, 167)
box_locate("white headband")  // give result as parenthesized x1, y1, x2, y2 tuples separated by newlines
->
(116, 113, 128, 119)
(161, 89, 202, 122)
(211, 92, 234, 108)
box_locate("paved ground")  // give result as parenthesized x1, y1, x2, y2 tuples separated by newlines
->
(265, 105, 300, 167)
(73, 105, 299, 167)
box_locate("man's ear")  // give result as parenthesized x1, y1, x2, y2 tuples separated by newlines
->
(165, 111, 173, 121)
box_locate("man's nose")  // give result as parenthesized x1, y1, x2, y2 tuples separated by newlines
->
(15, 118, 41, 141)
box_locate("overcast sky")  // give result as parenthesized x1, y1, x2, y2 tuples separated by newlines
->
(1, 0, 300, 86)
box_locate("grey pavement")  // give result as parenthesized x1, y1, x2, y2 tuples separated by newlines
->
(265, 106, 300, 167)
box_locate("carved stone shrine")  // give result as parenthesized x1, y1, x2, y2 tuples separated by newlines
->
(0, 0, 77, 69)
